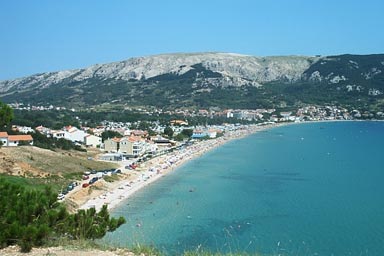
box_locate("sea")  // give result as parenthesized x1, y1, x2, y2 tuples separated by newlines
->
(102, 121, 384, 255)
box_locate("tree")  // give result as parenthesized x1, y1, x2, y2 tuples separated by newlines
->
(0, 178, 126, 252)
(163, 126, 174, 138)
(174, 129, 194, 141)
(181, 129, 193, 138)
(101, 130, 123, 142)
(0, 101, 13, 129)
(138, 121, 151, 131)
(174, 133, 185, 141)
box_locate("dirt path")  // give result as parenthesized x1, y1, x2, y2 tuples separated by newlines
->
(0, 245, 139, 256)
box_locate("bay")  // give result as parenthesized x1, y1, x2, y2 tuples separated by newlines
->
(103, 121, 384, 255)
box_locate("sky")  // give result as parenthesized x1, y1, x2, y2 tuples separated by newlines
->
(1, 0, 384, 80)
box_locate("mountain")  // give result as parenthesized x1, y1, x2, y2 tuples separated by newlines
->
(1, 52, 384, 110)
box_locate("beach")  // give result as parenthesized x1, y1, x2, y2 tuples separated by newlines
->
(70, 123, 280, 212)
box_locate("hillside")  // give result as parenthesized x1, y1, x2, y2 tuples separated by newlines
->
(1, 53, 384, 111)
(0, 146, 117, 189)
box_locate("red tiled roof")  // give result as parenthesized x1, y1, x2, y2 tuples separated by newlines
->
(128, 136, 140, 142)
(8, 135, 33, 141)
(131, 130, 148, 136)
(112, 137, 121, 143)
(121, 135, 141, 142)
(0, 132, 8, 138)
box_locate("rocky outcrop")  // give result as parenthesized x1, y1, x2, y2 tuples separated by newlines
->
(0, 53, 317, 93)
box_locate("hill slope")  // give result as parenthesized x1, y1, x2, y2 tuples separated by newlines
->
(1, 52, 384, 110)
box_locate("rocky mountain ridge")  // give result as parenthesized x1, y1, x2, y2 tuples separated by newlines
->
(0, 53, 316, 92)
(1, 52, 384, 110)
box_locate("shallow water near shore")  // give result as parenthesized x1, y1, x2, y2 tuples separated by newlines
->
(103, 121, 384, 255)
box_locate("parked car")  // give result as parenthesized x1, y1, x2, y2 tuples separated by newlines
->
(89, 177, 99, 185)
(82, 175, 89, 180)
(91, 170, 97, 174)
(82, 183, 90, 188)
(128, 164, 137, 169)
(57, 194, 65, 200)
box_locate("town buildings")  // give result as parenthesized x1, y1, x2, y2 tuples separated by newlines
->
(84, 134, 102, 148)
(0, 132, 34, 147)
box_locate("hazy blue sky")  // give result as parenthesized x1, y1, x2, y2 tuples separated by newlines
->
(1, 0, 383, 80)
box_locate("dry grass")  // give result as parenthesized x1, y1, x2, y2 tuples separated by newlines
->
(0, 146, 117, 177)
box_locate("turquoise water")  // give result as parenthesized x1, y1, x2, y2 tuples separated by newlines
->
(103, 121, 384, 255)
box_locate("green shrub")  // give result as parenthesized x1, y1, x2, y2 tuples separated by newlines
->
(0, 178, 125, 252)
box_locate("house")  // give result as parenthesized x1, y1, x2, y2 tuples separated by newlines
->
(270, 115, 279, 122)
(119, 137, 132, 155)
(224, 110, 234, 118)
(84, 134, 102, 148)
(69, 129, 88, 143)
(7, 135, 34, 146)
(65, 126, 88, 143)
(198, 109, 209, 116)
(50, 126, 90, 144)
(119, 136, 145, 157)
(12, 125, 34, 134)
(90, 126, 105, 137)
(123, 129, 131, 136)
(104, 137, 121, 153)
(146, 141, 158, 155)
(0, 132, 8, 146)
(207, 129, 218, 139)
(35, 125, 51, 135)
(52, 130, 72, 140)
(280, 112, 292, 121)
(130, 130, 148, 137)
(0, 132, 33, 146)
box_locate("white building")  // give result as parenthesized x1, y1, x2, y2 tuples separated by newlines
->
(84, 134, 102, 148)
(207, 130, 217, 138)
(52, 130, 72, 140)
(0, 132, 34, 147)
(119, 136, 147, 157)
(0, 132, 8, 146)
(68, 129, 88, 143)
(14, 125, 34, 134)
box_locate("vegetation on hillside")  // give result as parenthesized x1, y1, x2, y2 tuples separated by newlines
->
(174, 128, 193, 141)
(2, 55, 384, 113)
(0, 177, 125, 252)
(101, 130, 123, 141)
(0, 100, 13, 129)
(12, 109, 80, 129)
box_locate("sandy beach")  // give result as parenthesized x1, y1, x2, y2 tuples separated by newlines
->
(72, 123, 281, 212)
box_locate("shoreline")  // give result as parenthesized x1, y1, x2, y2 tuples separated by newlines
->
(76, 123, 285, 212)
(76, 119, 380, 212)
(77, 119, 371, 212)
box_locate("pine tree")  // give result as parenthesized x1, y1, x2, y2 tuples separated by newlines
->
(0, 101, 13, 129)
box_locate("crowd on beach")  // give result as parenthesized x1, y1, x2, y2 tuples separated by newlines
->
(76, 123, 277, 212)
